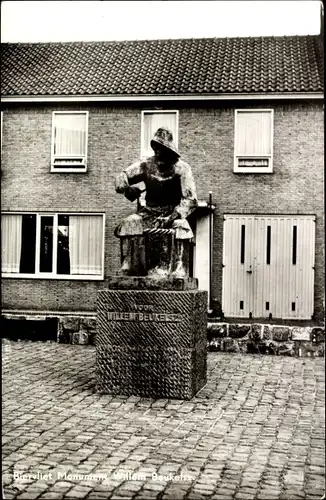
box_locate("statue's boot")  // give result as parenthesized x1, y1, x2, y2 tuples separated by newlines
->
(120, 236, 146, 276)
(171, 240, 188, 278)
(120, 239, 132, 275)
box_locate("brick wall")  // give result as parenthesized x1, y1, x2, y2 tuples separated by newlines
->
(1, 101, 324, 321)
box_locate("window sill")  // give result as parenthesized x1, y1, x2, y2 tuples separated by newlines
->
(2, 273, 104, 281)
(233, 169, 274, 174)
(50, 168, 88, 173)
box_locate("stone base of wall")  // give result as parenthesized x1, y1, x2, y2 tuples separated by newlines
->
(1, 312, 325, 357)
(208, 323, 325, 357)
(57, 316, 97, 345)
(1, 312, 97, 346)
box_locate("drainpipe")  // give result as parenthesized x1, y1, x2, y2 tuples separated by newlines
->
(208, 191, 213, 313)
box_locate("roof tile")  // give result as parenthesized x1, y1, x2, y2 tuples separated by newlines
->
(1, 36, 323, 97)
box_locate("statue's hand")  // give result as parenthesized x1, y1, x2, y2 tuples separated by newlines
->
(167, 212, 180, 224)
(155, 216, 169, 228)
(155, 213, 180, 228)
(124, 186, 142, 202)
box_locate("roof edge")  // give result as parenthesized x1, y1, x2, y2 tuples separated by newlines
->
(0, 34, 321, 46)
(1, 92, 324, 103)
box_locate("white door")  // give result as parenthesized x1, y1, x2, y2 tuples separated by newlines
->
(222, 215, 315, 319)
(194, 214, 210, 304)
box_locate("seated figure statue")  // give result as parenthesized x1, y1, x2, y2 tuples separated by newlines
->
(114, 127, 198, 277)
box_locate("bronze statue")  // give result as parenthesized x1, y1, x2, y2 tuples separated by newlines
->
(114, 127, 197, 277)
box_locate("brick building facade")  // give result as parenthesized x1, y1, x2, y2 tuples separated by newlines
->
(1, 35, 324, 327)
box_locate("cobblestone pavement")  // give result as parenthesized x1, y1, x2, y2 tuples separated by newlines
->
(2, 339, 325, 500)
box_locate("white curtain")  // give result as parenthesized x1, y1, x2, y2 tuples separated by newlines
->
(143, 112, 177, 157)
(54, 113, 86, 156)
(236, 112, 271, 156)
(69, 216, 103, 275)
(1, 215, 23, 273)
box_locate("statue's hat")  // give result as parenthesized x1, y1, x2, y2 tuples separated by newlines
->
(150, 127, 180, 158)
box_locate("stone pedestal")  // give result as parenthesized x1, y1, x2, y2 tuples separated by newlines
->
(96, 277, 207, 400)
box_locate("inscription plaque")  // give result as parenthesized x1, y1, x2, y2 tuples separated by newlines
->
(107, 311, 183, 322)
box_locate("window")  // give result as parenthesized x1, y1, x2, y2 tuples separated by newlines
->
(141, 110, 178, 158)
(234, 109, 273, 173)
(1, 213, 104, 279)
(51, 111, 88, 172)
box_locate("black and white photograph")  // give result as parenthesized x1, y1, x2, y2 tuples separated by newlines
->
(1, 0, 324, 499)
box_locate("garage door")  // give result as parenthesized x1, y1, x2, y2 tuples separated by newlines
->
(222, 215, 315, 319)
